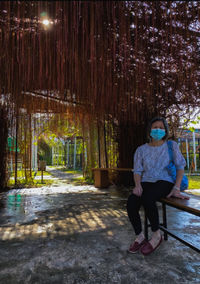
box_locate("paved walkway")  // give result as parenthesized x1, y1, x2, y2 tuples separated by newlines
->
(0, 169, 199, 283)
(46, 166, 83, 181)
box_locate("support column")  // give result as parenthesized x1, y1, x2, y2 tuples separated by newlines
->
(193, 131, 197, 171)
(0, 107, 8, 190)
(186, 138, 189, 170)
(15, 113, 19, 185)
(73, 137, 77, 169)
(31, 119, 35, 171)
(67, 141, 69, 167)
(35, 141, 38, 173)
(52, 146, 54, 166)
(117, 120, 146, 186)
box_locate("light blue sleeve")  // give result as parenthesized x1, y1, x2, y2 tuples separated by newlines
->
(172, 141, 186, 170)
(133, 147, 143, 175)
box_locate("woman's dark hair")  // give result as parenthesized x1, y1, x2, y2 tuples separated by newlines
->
(147, 117, 169, 141)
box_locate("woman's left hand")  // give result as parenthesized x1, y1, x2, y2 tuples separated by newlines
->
(167, 188, 190, 200)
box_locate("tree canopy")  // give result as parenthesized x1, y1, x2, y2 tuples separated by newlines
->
(0, 1, 199, 121)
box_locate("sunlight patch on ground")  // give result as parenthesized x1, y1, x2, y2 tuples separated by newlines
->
(185, 189, 200, 196)
(6, 185, 99, 196)
(0, 208, 127, 241)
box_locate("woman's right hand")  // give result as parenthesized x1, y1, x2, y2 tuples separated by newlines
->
(133, 185, 143, 196)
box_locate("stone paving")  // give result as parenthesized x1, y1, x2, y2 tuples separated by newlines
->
(0, 169, 199, 284)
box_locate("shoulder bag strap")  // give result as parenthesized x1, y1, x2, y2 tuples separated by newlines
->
(167, 140, 173, 162)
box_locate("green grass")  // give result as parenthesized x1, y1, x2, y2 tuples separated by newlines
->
(59, 168, 83, 175)
(7, 170, 55, 188)
(9, 170, 51, 178)
(70, 176, 94, 185)
(7, 178, 54, 189)
(187, 175, 200, 189)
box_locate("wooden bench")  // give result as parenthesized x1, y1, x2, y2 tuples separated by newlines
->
(144, 196, 200, 253)
(92, 168, 133, 188)
(93, 168, 200, 252)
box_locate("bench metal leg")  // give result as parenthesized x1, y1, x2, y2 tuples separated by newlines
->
(159, 225, 200, 253)
(158, 200, 200, 253)
(144, 210, 148, 240)
(161, 202, 168, 240)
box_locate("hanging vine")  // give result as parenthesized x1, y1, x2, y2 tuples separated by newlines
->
(0, 1, 199, 187)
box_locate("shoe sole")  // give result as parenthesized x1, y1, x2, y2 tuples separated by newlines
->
(127, 249, 140, 254)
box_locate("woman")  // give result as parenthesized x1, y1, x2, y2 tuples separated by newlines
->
(127, 117, 189, 256)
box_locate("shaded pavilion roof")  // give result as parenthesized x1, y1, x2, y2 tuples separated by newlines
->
(0, 1, 200, 123)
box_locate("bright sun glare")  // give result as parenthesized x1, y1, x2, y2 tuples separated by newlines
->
(42, 19, 50, 26)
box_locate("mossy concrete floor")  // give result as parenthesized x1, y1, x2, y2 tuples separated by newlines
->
(0, 181, 199, 284)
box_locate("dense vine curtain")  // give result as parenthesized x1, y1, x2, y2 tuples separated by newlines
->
(0, 1, 199, 185)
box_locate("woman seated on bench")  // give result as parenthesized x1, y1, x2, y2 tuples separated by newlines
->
(127, 116, 189, 256)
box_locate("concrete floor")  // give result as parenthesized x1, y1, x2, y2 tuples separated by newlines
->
(0, 172, 199, 284)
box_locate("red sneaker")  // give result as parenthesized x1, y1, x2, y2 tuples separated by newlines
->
(128, 239, 147, 254)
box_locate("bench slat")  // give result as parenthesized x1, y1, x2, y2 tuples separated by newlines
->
(160, 197, 200, 217)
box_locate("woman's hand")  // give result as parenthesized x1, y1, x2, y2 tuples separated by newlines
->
(167, 186, 190, 200)
(133, 185, 143, 197)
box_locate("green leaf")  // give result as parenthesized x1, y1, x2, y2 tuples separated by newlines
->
(189, 127, 195, 132)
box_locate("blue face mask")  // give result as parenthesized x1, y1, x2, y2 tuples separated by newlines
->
(150, 129, 166, 141)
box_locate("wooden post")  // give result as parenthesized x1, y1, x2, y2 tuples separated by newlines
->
(41, 170, 44, 183)
(0, 107, 8, 190)
(31, 119, 35, 171)
(29, 114, 32, 178)
(67, 140, 69, 167)
(97, 123, 101, 168)
(52, 146, 54, 166)
(73, 137, 77, 169)
(39, 161, 46, 183)
(93, 169, 109, 188)
(64, 141, 66, 167)
(15, 113, 18, 186)
(104, 121, 108, 168)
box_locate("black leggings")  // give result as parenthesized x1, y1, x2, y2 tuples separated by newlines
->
(127, 180, 174, 235)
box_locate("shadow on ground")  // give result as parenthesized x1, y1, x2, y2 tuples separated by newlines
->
(0, 171, 199, 284)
